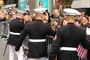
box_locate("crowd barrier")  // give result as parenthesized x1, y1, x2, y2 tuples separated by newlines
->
(0, 21, 9, 41)
(22, 35, 54, 60)
(46, 35, 54, 55)
(22, 35, 54, 52)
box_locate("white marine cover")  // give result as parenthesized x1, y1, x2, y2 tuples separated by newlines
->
(63, 8, 81, 16)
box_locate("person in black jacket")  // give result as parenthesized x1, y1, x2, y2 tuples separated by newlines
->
(80, 15, 90, 60)
(49, 8, 90, 60)
(15, 8, 55, 60)
(7, 9, 25, 60)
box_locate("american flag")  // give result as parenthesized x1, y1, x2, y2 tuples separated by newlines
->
(77, 44, 88, 60)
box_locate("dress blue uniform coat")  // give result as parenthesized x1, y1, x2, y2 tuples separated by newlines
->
(15, 19, 55, 58)
(7, 18, 25, 46)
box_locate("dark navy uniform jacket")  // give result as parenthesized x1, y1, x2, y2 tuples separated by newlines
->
(15, 19, 55, 58)
(7, 18, 25, 46)
(49, 23, 90, 60)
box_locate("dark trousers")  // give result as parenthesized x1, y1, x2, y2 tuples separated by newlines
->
(87, 49, 90, 60)
(57, 51, 79, 60)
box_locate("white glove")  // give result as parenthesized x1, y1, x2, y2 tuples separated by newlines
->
(15, 51, 20, 55)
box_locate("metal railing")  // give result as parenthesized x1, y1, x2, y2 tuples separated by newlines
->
(22, 35, 54, 60)
(0, 21, 9, 42)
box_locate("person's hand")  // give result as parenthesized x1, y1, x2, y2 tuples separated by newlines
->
(15, 51, 20, 55)
(81, 12, 85, 16)
(15, 46, 20, 51)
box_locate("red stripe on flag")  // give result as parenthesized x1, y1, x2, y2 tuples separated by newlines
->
(77, 44, 88, 60)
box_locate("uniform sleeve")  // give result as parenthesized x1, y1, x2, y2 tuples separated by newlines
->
(15, 26, 28, 51)
(81, 31, 90, 49)
(49, 29, 61, 60)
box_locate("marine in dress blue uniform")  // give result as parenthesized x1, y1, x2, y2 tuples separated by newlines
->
(49, 8, 90, 60)
(15, 8, 55, 60)
(7, 9, 25, 60)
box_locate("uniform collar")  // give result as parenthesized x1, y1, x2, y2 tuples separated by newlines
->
(16, 17, 22, 20)
(35, 19, 43, 22)
(67, 23, 75, 26)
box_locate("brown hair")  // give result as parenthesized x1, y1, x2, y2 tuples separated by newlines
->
(81, 15, 89, 21)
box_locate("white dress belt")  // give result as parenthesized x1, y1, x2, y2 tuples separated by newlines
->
(29, 39, 46, 42)
(60, 47, 77, 51)
(9, 31, 20, 35)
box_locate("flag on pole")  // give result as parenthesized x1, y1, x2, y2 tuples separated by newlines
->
(77, 44, 88, 60)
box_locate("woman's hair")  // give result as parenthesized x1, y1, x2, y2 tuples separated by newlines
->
(81, 15, 89, 22)
(39, 1, 43, 5)
(80, 15, 89, 27)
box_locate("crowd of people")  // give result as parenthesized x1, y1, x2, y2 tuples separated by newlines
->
(0, 4, 90, 60)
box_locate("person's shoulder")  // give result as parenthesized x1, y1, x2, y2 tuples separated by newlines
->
(75, 26, 83, 31)
(26, 22, 34, 26)
(74, 26, 85, 35)
(57, 26, 64, 32)
(43, 22, 51, 28)
(60, 25, 68, 30)
(57, 25, 73, 32)
(10, 18, 16, 22)
(11, 18, 20, 22)
(59, 16, 64, 20)
(11, 18, 16, 20)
